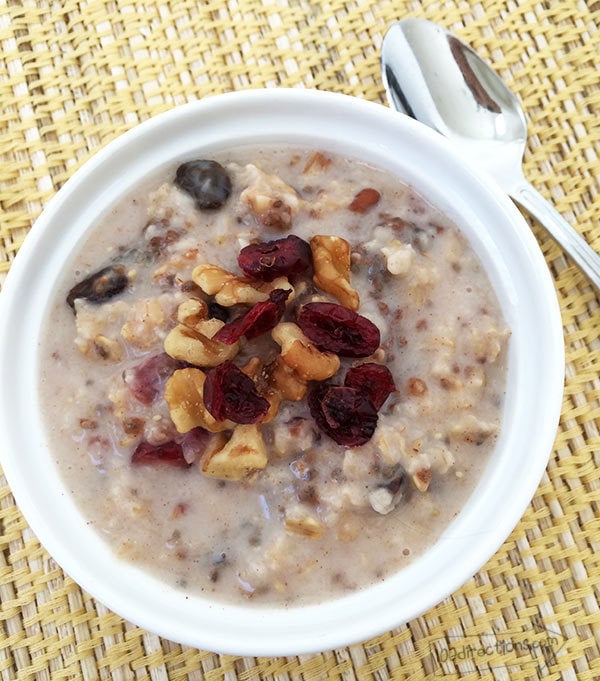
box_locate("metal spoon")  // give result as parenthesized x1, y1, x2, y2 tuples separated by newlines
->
(381, 17, 600, 291)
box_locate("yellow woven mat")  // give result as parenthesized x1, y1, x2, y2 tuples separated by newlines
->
(1, 0, 599, 678)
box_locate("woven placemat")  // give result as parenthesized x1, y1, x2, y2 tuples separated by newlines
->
(1, 0, 599, 679)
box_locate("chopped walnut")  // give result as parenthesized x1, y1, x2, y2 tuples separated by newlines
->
(192, 264, 293, 307)
(271, 322, 340, 381)
(310, 235, 359, 311)
(164, 322, 239, 367)
(176, 298, 208, 330)
(201, 424, 268, 480)
(164, 367, 236, 433)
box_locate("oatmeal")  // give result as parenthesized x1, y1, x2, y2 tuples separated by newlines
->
(39, 147, 510, 605)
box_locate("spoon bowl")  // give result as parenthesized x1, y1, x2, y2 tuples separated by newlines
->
(381, 18, 600, 290)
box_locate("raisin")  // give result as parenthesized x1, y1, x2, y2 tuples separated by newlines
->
(67, 265, 128, 309)
(207, 301, 230, 323)
(203, 361, 270, 423)
(297, 302, 380, 358)
(213, 289, 290, 345)
(123, 353, 183, 405)
(349, 188, 380, 213)
(131, 440, 191, 468)
(344, 363, 396, 410)
(308, 384, 378, 447)
(174, 160, 232, 210)
(238, 235, 312, 282)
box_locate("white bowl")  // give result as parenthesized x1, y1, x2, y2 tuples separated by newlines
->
(0, 89, 564, 655)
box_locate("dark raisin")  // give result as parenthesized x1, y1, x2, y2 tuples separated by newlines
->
(131, 440, 191, 467)
(67, 265, 128, 309)
(308, 384, 378, 447)
(238, 235, 312, 282)
(123, 353, 184, 405)
(203, 361, 270, 423)
(207, 301, 230, 323)
(174, 160, 232, 210)
(213, 289, 290, 345)
(297, 302, 380, 358)
(344, 363, 396, 410)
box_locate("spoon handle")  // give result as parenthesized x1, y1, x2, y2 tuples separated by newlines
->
(511, 181, 600, 292)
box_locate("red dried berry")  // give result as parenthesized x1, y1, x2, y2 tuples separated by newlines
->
(179, 427, 212, 464)
(131, 440, 191, 468)
(123, 353, 183, 405)
(344, 363, 396, 410)
(238, 235, 312, 282)
(213, 289, 290, 345)
(297, 302, 380, 358)
(308, 384, 378, 447)
(203, 361, 270, 423)
(349, 188, 381, 213)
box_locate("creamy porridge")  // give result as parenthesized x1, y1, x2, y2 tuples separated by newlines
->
(39, 147, 509, 606)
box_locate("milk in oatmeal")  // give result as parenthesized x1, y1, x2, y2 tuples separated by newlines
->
(39, 147, 509, 605)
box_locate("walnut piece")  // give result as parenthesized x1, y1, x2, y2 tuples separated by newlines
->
(271, 322, 340, 381)
(192, 264, 293, 307)
(310, 235, 359, 310)
(164, 322, 239, 367)
(164, 367, 236, 433)
(201, 424, 268, 480)
(177, 298, 208, 330)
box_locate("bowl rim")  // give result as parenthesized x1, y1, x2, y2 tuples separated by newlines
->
(0, 88, 564, 655)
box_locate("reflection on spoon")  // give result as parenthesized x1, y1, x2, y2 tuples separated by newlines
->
(381, 18, 600, 291)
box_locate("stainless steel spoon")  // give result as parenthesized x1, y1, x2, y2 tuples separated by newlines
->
(381, 17, 600, 291)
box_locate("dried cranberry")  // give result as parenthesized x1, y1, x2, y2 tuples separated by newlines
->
(238, 235, 312, 281)
(180, 427, 211, 464)
(123, 353, 183, 405)
(204, 361, 269, 423)
(297, 302, 380, 358)
(213, 289, 290, 345)
(308, 384, 378, 447)
(344, 363, 396, 410)
(131, 440, 191, 467)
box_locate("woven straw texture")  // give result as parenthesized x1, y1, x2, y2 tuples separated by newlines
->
(1, 0, 598, 679)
